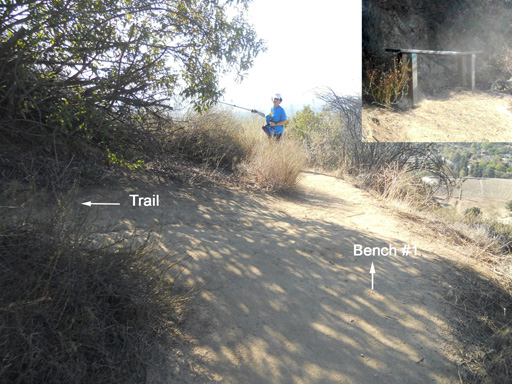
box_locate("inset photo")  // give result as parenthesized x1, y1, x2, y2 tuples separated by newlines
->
(362, 0, 512, 142)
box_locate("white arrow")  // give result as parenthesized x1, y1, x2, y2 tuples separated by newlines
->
(81, 201, 120, 207)
(370, 262, 375, 290)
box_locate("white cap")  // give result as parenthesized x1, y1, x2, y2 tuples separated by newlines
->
(271, 93, 282, 102)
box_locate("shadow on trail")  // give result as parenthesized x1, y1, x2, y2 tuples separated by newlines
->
(89, 178, 462, 383)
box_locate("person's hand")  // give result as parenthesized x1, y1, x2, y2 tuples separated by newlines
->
(251, 109, 257, 113)
(269, 122, 275, 127)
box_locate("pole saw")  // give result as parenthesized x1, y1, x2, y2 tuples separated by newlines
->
(217, 101, 255, 112)
(218, 101, 271, 137)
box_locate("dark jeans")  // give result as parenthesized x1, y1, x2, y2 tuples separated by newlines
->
(262, 125, 282, 140)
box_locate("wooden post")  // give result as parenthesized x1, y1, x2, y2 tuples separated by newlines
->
(467, 53, 476, 91)
(386, 49, 481, 100)
(405, 53, 418, 106)
(458, 56, 467, 87)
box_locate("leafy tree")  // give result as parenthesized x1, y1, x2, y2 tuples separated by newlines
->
(496, 163, 508, 173)
(457, 153, 469, 176)
(453, 152, 461, 165)
(483, 166, 496, 178)
(469, 163, 478, 176)
(1, 0, 265, 152)
(288, 106, 321, 142)
(474, 163, 483, 177)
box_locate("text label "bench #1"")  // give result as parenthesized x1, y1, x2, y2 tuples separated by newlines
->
(354, 244, 417, 257)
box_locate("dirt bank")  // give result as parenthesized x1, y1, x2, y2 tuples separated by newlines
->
(363, 89, 512, 142)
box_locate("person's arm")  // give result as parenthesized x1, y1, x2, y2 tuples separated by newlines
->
(251, 109, 265, 118)
(269, 119, 287, 127)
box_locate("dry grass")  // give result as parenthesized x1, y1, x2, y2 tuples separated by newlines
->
(0, 195, 188, 384)
(239, 138, 306, 193)
(165, 109, 253, 171)
(363, 89, 512, 142)
(165, 108, 307, 193)
(356, 164, 438, 210)
(447, 263, 512, 384)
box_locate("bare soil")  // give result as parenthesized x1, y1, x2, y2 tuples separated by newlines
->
(81, 170, 479, 383)
(363, 89, 512, 142)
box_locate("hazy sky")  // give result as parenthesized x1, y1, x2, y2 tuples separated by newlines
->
(219, 0, 362, 115)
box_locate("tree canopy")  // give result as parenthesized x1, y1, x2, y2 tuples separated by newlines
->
(0, 0, 265, 137)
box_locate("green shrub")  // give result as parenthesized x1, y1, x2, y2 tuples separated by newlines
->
(464, 206, 483, 221)
(287, 105, 348, 170)
(506, 200, 512, 211)
(288, 105, 321, 143)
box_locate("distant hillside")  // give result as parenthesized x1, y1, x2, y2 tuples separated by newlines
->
(440, 143, 512, 179)
(455, 178, 512, 200)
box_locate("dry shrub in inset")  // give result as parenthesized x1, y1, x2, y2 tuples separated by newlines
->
(239, 139, 306, 193)
(364, 58, 410, 109)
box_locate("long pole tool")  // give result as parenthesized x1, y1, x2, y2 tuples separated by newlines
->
(218, 101, 254, 112)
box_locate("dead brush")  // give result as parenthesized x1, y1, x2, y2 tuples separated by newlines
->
(448, 263, 512, 384)
(167, 109, 248, 171)
(0, 196, 189, 383)
(238, 138, 306, 193)
(360, 164, 437, 210)
(410, 199, 512, 383)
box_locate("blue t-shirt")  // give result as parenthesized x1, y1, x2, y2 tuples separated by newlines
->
(266, 105, 287, 135)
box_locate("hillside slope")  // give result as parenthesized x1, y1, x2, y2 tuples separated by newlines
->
(363, 89, 512, 142)
(79, 170, 487, 382)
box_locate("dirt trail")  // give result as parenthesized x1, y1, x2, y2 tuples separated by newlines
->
(83, 171, 468, 383)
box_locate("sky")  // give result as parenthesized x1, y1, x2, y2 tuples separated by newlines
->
(219, 0, 362, 116)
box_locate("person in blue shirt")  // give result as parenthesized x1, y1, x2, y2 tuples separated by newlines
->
(252, 93, 288, 140)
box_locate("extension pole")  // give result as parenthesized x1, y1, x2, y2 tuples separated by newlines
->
(218, 101, 254, 112)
